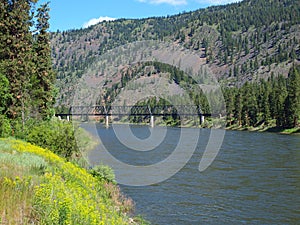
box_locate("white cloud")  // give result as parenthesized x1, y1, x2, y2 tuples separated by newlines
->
(83, 16, 116, 28)
(138, 0, 187, 6)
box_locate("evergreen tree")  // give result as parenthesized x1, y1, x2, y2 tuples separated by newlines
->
(0, 0, 36, 129)
(0, 0, 55, 133)
(0, 71, 11, 114)
(224, 88, 236, 126)
(258, 79, 271, 124)
(234, 89, 243, 126)
(283, 66, 300, 128)
(273, 75, 288, 127)
(241, 82, 257, 126)
(33, 2, 56, 119)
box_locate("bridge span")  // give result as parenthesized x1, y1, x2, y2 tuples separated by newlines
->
(55, 105, 217, 127)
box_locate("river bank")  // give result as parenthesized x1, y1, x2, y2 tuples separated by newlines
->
(77, 117, 300, 136)
(226, 123, 300, 135)
(0, 138, 149, 224)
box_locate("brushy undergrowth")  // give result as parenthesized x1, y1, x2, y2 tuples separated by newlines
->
(26, 118, 78, 159)
(0, 138, 144, 225)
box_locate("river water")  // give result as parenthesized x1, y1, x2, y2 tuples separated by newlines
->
(86, 124, 300, 224)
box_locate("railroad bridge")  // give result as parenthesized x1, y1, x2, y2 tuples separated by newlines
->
(55, 105, 216, 127)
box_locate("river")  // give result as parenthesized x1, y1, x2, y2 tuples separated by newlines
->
(85, 124, 300, 224)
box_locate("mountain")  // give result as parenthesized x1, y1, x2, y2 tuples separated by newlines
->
(50, 0, 300, 110)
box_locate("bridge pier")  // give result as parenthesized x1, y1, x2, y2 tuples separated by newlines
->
(200, 115, 205, 125)
(150, 115, 154, 128)
(105, 115, 109, 128)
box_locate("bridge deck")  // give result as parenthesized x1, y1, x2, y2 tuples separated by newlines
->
(55, 105, 215, 117)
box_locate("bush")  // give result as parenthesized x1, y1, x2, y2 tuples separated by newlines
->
(90, 165, 116, 184)
(10, 118, 39, 140)
(0, 115, 11, 138)
(27, 118, 79, 160)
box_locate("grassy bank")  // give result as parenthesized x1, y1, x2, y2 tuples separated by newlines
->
(226, 123, 300, 135)
(0, 138, 148, 224)
(265, 127, 300, 135)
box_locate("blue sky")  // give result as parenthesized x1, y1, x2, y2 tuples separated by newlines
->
(38, 0, 240, 31)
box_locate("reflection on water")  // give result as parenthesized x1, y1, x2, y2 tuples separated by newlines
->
(86, 124, 300, 224)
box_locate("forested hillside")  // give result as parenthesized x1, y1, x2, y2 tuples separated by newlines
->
(51, 0, 300, 129)
(52, 0, 299, 82)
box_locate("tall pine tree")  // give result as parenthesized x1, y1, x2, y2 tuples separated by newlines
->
(283, 66, 300, 128)
(33, 2, 56, 119)
(0, 0, 36, 129)
(0, 0, 55, 133)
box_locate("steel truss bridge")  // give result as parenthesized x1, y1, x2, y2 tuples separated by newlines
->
(55, 105, 218, 126)
(56, 105, 215, 117)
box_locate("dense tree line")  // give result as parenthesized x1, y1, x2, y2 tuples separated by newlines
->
(224, 66, 300, 128)
(0, 0, 55, 135)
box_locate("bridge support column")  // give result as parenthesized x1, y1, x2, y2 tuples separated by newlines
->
(67, 116, 70, 121)
(200, 115, 205, 125)
(105, 115, 109, 128)
(58, 116, 62, 120)
(150, 115, 154, 128)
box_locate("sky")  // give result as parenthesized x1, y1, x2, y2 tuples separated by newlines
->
(38, 0, 240, 31)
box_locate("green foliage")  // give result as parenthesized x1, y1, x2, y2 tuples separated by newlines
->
(26, 119, 78, 159)
(0, 72, 11, 114)
(224, 65, 300, 129)
(89, 165, 116, 184)
(0, 0, 35, 122)
(0, 115, 11, 138)
(283, 66, 300, 128)
(0, 0, 55, 126)
(6, 118, 41, 141)
(2, 116, 96, 164)
(32, 2, 56, 119)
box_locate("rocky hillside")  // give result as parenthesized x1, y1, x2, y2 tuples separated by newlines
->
(50, 0, 300, 109)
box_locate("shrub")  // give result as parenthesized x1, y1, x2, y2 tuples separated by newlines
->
(90, 165, 116, 184)
(0, 115, 11, 138)
(27, 118, 79, 159)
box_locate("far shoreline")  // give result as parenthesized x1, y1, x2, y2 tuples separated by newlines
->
(225, 124, 300, 135)
(75, 118, 300, 135)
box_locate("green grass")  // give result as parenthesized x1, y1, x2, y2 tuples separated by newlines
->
(280, 127, 300, 134)
(264, 126, 300, 134)
(226, 119, 300, 135)
(0, 140, 43, 224)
